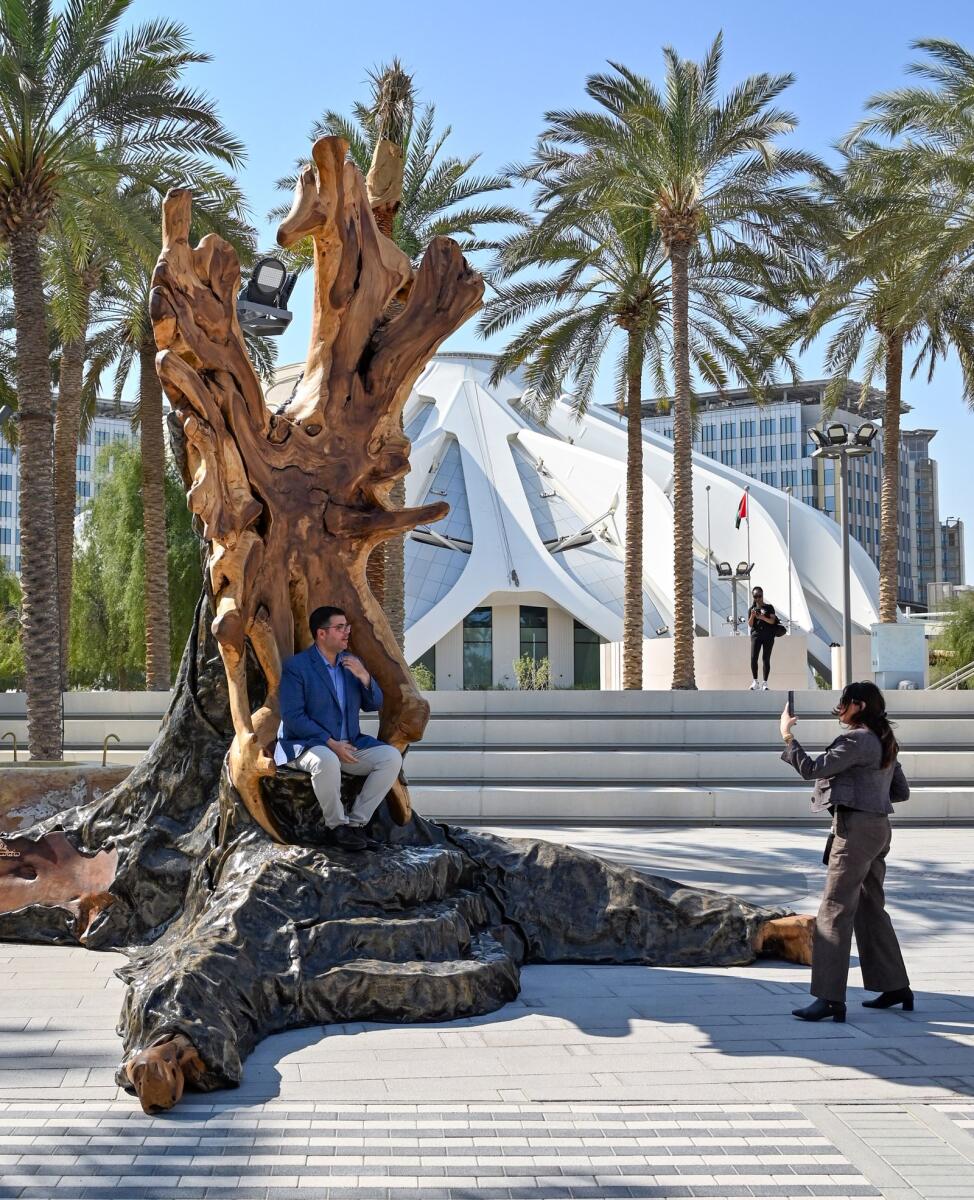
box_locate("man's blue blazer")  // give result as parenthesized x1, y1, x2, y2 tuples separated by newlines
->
(276, 644, 383, 763)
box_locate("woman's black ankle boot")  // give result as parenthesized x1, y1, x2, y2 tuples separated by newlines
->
(792, 998, 846, 1023)
(862, 987, 914, 1011)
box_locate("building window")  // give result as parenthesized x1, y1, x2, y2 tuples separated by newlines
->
(720, 421, 736, 440)
(519, 605, 548, 664)
(779, 415, 796, 433)
(781, 444, 797, 461)
(719, 448, 737, 465)
(740, 419, 756, 437)
(760, 445, 776, 462)
(741, 446, 756, 465)
(781, 469, 798, 487)
(802, 468, 815, 486)
(0, 474, 11, 492)
(411, 646, 436, 689)
(0, 528, 9, 544)
(760, 470, 776, 485)
(76, 480, 91, 498)
(0, 501, 10, 517)
(77, 454, 91, 471)
(0, 448, 12, 464)
(95, 430, 110, 446)
(701, 423, 715, 442)
(573, 620, 600, 689)
(760, 417, 775, 435)
(462, 608, 492, 689)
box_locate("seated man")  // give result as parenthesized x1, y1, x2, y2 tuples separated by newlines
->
(276, 606, 402, 850)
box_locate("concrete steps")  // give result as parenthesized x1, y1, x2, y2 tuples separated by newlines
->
(2, 689, 972, 823)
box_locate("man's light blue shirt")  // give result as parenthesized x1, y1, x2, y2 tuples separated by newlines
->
(317, 647, 348, 741)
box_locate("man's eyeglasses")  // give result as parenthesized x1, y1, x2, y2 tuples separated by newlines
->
(326, 622, 352, 633)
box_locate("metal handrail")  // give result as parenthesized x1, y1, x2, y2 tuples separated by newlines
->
(102, 733, 120, 766)
(930, 659, 974, 690)
(1, 730, 16, 762)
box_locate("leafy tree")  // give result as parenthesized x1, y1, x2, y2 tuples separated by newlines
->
(0, 0, 243, 753)
(931, 591, 974, 688)
(488, 36, 821, 687)
(69, 442, 202, 689)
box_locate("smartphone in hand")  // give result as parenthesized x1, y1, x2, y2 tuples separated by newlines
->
(787, 689, 795, 718)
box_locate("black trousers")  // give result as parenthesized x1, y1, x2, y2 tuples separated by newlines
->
(750, 636, 773, 680)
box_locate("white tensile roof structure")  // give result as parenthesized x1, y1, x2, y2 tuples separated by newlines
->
(267, 353, 880, 676)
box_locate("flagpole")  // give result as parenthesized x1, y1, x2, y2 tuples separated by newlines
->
(745, 484, 751, 572)
(706, 485, 713, 636)
(786, 487, 793, 632)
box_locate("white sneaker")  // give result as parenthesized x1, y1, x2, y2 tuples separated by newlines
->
(760, 681, 769, 690)
(749, 680, 760, 690)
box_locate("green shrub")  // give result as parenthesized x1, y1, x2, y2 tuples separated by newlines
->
(513, 654, 551, 690)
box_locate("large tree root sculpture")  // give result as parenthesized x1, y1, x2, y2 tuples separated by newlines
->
(0, 135, 814, 1114)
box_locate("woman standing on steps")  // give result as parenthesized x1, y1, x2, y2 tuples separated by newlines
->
(780, 681, 914, 1023)
(747, 586, 778, 690)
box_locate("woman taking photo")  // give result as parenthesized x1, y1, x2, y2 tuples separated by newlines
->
(780, 681, 913, 1022)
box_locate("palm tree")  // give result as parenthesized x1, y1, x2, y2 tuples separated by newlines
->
(499, 36, 824, 688)
(794, 158, 974, 624)
(845, 39, 974, 272)
(0, 0, 243, 754)
(273, 62, 523, 651)
(84, 184, 263, 690)
(483, 191, 795, 688)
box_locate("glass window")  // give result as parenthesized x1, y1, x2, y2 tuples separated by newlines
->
(760, 417, 776, 435)
(0, 447, 12, 464)
(781, 444, 797, 461)
(740, 418, 756, 437)
(719, 448, 737, 465)
(760, 445, 776, 462)
(76, 453, 91, 471)
(741, 446, 756, 465)
(720, 421, 736, 440)
(780, 415, 796, 433)
(701, 423, 715, 441)
(0, 474, 11, 492)
(76, 480, 91, 498)
(573, 620, 600, 689)
(462, 607, 492, 689)
(780, 469, 798, 487)
(802, 468, 815, 485)
(0, 501, 11, 517)
(760, 470, 776, 485)
(0, 527, 9, 544)
(519, 605, 548, 664)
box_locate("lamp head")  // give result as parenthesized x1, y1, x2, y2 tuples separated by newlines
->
(716, 561, 733, 578)
(736, 560, 752, 578)
(825, 422, 849, 447)
(847, 420, 879, 457)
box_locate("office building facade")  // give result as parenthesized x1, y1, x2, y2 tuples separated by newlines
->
(0, 399, 136, 576)
(642, 381, 946, 610)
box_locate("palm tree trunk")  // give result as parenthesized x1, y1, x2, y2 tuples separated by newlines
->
(139, 337, 171, 690)
(53, 298, 91, 688)
(669, 238, 697, 690)
(878, 330, 903, 623)
(623, 332, 645, 690)
(8, 227, 63, 758)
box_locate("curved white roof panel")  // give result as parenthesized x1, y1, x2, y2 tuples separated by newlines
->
(270, 354, 882, 671)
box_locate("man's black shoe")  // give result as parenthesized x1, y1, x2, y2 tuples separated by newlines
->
(329, 825, 368, 851)
(862, 987, 914, 1011)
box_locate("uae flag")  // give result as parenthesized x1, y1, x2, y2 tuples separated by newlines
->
(735, 491, 748, 530)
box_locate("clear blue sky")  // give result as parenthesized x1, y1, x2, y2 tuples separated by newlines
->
(128, 0, 974, 579)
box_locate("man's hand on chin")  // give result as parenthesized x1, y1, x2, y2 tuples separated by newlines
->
(329, 740, 360, 764)
(340, 654, 371, 686)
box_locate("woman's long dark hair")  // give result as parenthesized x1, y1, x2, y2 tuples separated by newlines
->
(835, 681, 899, 767)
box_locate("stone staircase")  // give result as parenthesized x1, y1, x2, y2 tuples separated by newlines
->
(2, 689, 972, 823)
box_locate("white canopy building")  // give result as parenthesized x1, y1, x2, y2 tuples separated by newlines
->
(268, 354, 881, 689)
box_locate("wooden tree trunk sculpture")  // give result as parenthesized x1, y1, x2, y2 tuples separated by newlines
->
(150, 136, 483, 838)
(0, 133, 816, 1116)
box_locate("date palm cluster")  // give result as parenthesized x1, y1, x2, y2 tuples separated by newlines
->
(2, 4, 973, 761)
(482, 34, 974, 687)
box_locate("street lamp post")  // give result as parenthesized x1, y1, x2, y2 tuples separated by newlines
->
(810, 420, 879, 688)
(716, 559, 754, 635)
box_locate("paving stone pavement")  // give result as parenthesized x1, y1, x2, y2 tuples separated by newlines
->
(1, 823, 972, 1198)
